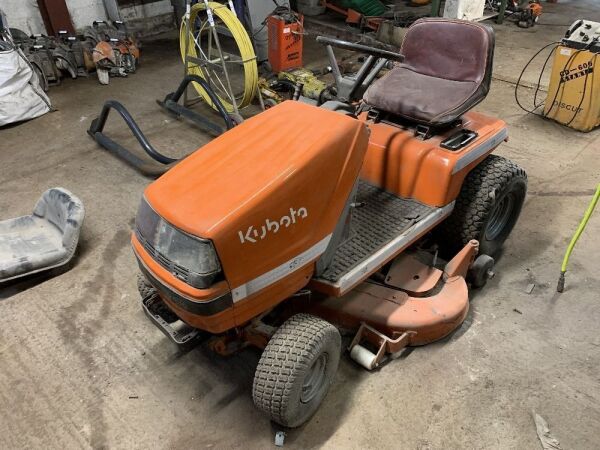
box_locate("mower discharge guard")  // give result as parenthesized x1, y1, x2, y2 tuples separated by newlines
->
(311, 241, 479, 370)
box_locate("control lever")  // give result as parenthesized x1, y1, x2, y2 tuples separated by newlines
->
(316, 36, 404, 62)
(316, 36, 402, 103)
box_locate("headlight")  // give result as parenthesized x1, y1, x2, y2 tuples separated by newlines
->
(135, 198, 221, 289)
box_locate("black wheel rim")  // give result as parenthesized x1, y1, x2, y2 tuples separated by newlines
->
(301, 354, 327, 404)
(485, 194, 515, 241)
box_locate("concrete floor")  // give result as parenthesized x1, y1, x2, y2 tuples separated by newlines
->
(1, 1, 600, 448)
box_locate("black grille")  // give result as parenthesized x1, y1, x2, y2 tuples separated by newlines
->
(136, 229, 191, 284)
(137, 257, 233, 316)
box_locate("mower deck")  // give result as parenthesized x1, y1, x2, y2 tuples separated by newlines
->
(313, 181, 452, 296)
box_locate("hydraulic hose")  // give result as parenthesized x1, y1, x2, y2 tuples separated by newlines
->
(179, 2, 258, 112)
(557, 183, 600, 292)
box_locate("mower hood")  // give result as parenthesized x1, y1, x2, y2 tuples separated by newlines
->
(143, 101, 369, 289)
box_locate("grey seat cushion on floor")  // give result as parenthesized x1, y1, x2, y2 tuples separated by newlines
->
(0, 188, 85, 282)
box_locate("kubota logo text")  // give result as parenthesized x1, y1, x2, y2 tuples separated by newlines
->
(238, 207, 308, 244)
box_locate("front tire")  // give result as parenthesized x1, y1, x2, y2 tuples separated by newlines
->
(252, 314, 341, 428)
(439, 155, 527, 256)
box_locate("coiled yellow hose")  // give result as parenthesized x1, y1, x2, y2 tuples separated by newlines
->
(179, 2, 258, 112)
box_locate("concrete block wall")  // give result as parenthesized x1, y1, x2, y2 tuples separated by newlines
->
(119, 1, 175, 36)
(67, 0, 107, 28)
(2, 0, 46, 35)
(1, 0, 173, 36)
(120, 1, 173, 21)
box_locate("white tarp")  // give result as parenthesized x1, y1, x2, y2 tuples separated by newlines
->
(0, 45, 51, 126)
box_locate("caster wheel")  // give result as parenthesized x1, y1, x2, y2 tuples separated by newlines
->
(468, 254, 495, 288)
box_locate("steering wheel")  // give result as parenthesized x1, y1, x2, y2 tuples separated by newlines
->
(315, 36, 404, 103)
(316, 36, 404, 63)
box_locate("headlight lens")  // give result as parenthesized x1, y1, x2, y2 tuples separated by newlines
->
(135, 198, 221, 288)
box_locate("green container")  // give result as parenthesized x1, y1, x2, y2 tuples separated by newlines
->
(338, 0, 387, 16)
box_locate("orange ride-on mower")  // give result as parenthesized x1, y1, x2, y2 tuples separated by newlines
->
(133, 19, 527, 427)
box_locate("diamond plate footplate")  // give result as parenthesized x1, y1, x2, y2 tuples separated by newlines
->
(318, 181, 436, 283)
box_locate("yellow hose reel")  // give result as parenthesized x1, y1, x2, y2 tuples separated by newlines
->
(179, 1, 258, 113)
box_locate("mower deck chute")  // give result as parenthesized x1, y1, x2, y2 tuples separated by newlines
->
(311, 241, 479, 370)
(313, 241, 477, 339)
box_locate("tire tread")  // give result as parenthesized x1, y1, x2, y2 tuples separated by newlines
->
(439, 155, 527, 254)
(252, 313, 340, 427)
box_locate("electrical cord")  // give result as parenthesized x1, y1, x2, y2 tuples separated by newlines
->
(514, 41, 559, 116)
(180, 1, 258, 112)
(564, 53, 596, 127)
(540, 47, 579, 118)
(532, 44, 557, 109)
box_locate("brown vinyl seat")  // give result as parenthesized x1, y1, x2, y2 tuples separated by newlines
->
(363, 18, 495, 127)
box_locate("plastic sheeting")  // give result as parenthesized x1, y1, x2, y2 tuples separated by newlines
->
(0, 44, 51, 126)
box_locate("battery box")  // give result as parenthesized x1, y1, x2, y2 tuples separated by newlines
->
(544, 44, 599, 132)
(267, 13, 304, 73)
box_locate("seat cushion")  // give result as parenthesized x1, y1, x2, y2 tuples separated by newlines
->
(401, 19, 493, 84)
(363, 18, 495, 126)
(363, 66, 479, 125)
(0, 216, 67, 281)
(33, 187, 85, 250)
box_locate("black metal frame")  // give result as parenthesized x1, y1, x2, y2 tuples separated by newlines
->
(141, 294, 201, 345)
(88, 100, 179, 176)
(315, 36, 404, 62)
(87, 75, 235, 177)
(316, 36, 402, 103)
(157, 74, 234, 134)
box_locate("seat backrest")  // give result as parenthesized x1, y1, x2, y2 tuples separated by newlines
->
(33, 187, 85, 249)
(401, 18, 494, 86)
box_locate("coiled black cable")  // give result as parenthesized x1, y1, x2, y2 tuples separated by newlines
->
(514, 41, 560, 116)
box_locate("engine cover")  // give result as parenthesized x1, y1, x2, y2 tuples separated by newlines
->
(144, 101, 369, 319)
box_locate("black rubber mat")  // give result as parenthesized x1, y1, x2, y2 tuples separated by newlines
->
(318, 181, 436, 283)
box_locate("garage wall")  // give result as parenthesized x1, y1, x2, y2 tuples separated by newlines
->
(2, 0, 46, 35)
(66, 0, 107, 28)
(119, 1, 173, 21)
(1, 0, 173, 35)
(119, 0, 175, 36)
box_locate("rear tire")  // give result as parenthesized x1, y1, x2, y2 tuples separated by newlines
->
(252, 314, 341, 428)
(439, 155, 527, 256)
